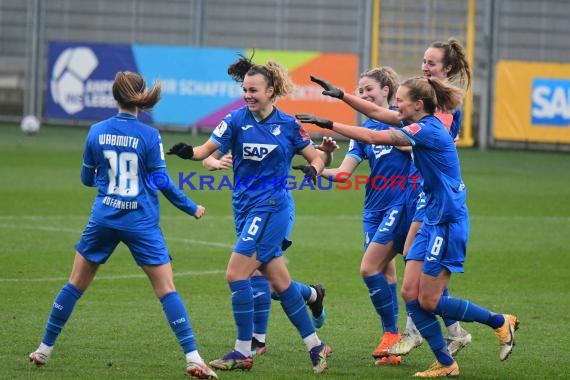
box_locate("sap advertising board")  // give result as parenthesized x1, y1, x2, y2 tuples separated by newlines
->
(494, 61, 570, 144)
(46, 42, 359, 130)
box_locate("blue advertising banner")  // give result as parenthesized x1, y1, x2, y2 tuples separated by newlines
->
(46, 41, 243, 127)
(45, 41, 358, 129)
(46, 42, 141, 122)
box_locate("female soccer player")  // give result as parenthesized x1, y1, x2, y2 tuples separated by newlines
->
(167, 54, 332, 374)
(392, 38, 473, 357)
(310, 38, 474, 358)
(29, 71, 218, 379)
(318, 66, 410, 365)
(202, 149, 331, 357)
(296, 76, 519, 377)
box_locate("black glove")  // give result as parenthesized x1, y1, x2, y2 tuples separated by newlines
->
(292, 164, 318, 185)
(310, 75, 344, 99)
(167, 142, 194, 159)
(295, 114, 333, 130)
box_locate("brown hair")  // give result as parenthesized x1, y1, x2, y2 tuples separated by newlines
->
(429, 38, 471, 90)
(112, 71, 161, 111)
(361, 66, 400, 103)
(401, 76, 464, 114)
(227, 51, 295, 99)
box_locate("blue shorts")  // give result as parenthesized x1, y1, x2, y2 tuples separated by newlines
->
(75, 220, 170, 266)
(405, 217, 470, 276)
(409, 190, 426, 223)
(233, 206, 288, 264)
(284, 193, 296, 239)
(362, 204, 409, 254)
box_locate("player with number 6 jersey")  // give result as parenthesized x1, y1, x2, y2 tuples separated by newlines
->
(167, 53, 332, 374)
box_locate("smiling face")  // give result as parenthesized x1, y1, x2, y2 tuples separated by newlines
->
(242, 73, 275, 116)
(357, 76, 390, 108)
(395, 85, 425, 123)
(421, 47, 451, 81)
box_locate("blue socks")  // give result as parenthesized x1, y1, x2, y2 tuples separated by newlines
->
(42, 282, 82, 346)
(251, 275, 271, 335)
(294, 281, 313, 301)
(441, 287, 459, 327)
(161, 291, 197, 353)
(271, 280, 313, 302)
(278, 283, 315, 338)
(229, 279, 254, 341)
(389, 282, 399, 323)
(363, 273, 398, 334)
(435, 295, 504, 329)
(406, 300, 453, 366)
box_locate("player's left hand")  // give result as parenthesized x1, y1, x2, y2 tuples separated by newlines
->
(292, 164, 318, 185)
(193, 205, 206, 219)
(310, 75, 344, 99)
(296, 114, 333, 129)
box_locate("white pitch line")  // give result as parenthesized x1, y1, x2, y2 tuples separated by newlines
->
(0, 224, 234, 249)
(0, 269, 225, 283)
(1, 214, 569, 222)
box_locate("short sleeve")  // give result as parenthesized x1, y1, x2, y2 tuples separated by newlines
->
(401, 123, 424, 146)
(147, 130, 166, 169)
(346, 139, 365, 163)
(210, 114, 233, 154)
(293, 123, 311, 152)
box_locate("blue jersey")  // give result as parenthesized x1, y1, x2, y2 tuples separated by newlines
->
(400, 115, 467, 225)
(407, 108, 463, 186)
(210, 106, 311, 217)
(81, 113, 197, 231)
(346, 118, 411, 213)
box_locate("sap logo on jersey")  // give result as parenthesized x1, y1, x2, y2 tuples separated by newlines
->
(531, 78, 570, 126)
(372, 145, 393, 159)
(243, 143, 277, 161)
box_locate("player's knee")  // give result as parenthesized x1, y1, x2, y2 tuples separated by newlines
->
(359, 263, 376, 278)
(400, 283, 417, 303)
(418, 293, 438, 313)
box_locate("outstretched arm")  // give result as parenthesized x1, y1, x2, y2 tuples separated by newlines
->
(342, 92, 400, 125)
(167, 139, 220, 161)
(150, 167, 205, 219)
(311, 75, 400, 125)
(296, 114, 411, 147)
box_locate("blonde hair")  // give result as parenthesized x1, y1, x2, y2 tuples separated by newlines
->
(361, 66, 400, 103)
(401, 76, 464, 114)
(227, 51, 295, 99)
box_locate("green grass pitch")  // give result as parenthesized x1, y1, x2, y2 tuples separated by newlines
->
(1, 123, 569, 379)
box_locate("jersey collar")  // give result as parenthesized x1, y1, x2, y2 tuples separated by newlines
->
(116, 112, 137, 120)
